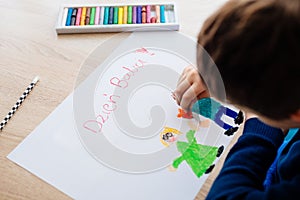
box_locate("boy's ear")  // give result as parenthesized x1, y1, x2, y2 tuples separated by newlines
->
(290, 109, 300, 122)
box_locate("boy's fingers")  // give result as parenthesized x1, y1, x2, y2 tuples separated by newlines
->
(177, 65, 197, 86)
(173, 79, 191, 105)
(197, 89, 210, 100)
(180, 84, 204, 110)
(174, 65, 209, 109)
(174, 67, 200, 104)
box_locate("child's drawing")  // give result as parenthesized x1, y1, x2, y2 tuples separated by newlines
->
(177, 108, 193, 119)
(162, 97, 243, 178)
(160, 127, 182, 147)
(177, 108, 211, 130)
(169, 130, 224, 178)
(186, 97, 244, 136)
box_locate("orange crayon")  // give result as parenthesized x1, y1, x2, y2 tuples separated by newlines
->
(142, 6, 146, 23)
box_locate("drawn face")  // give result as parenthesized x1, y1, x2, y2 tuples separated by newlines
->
(160, 127, 181, 147)
(162, 132, 176, 143)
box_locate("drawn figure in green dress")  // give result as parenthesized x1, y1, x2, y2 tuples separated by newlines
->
(169, 130, 224, 178)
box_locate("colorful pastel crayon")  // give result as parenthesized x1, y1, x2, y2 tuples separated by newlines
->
(142, 6, 146, 23)
(123, 6, 127, 24)
(155, 5, 160, 23)
(66, 8, 73, 26)
(137, 6, 142, 24)
(104, 7, 109, 24)
(108, 7, 113, 24)
(71, 8, 77, 25)
(146, 5, 151, 23)
(62, 8, 68, 26)
(100, 7, 105, 25)
(56, 4, 179, 34)
(118, 7, 123, 24)
(150, 17, 157, 23)
(80, 7, 86, 25)
(75, 7, 82, 25)
(95, 7, 100, 25)
(164, 7, 169, 23)
(132, 6, 137, 24)
(151, 5, 156, 22)
(85, 7, 91, 25)
(114, 7, 118, 24)
(127, 6, 132, 24)
(160, 5, 165, 23)
(168, 5, 174, 23)
(90, 7, 96, 25)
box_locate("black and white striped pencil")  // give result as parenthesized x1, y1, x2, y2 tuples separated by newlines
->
(0, 76, 40, 131)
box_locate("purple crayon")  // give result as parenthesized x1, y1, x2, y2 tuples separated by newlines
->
(132, 6, 137, 24)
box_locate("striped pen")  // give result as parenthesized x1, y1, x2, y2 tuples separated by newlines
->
(0, 76, 40, 131)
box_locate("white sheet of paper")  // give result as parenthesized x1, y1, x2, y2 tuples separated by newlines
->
(7, 31, 237, 199)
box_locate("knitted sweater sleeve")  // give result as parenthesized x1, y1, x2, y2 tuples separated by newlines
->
(206, 118, 287, 200)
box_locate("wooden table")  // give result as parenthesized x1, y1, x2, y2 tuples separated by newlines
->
(0, 0, 241, 199)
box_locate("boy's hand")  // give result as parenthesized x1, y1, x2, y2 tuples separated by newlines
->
(173, 65, 210, 111)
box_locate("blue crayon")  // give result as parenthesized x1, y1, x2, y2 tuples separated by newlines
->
(66, 8, 73, 26)
(108, 7, 114, 24)
(160, 5, 166, 23)
(137, 6, 142, 24)
(104, 7, 109, 24)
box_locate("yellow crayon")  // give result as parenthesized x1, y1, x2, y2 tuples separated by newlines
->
(118, 7, 123, 24)
(80, 7, 87, 25)
(123, 6, 127, 24)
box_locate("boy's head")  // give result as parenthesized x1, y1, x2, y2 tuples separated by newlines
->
(197, 0, 300, 123)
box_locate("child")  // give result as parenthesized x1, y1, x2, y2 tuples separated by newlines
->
(173, 0, 300, 199)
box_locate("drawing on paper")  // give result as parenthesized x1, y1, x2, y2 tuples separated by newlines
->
(185, 97, 244, 136)
(169, 130, 224, 178)
(162, 97, 244, 178)
(160, 127, 182, 147)
(177, 108, 193, 119)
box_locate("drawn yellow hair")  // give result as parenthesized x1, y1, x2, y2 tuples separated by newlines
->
(160, 127, 182, 147)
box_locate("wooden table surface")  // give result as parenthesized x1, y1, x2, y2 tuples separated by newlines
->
(0, 0, 242, 199)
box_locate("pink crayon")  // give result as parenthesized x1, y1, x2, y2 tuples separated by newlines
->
(95, 7, 100, 25)
(146, 5, 151, 23)
(75, 7, 82, 26)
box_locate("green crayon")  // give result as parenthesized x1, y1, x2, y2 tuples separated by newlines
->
(127, 6, 132, 24)
(90, 7, 96, 25)
(114, 7, 118, 24)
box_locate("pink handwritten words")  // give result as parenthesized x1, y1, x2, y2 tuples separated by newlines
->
(83, 94, 120, 134)
(110, 59, 147, 89)
(135, 47, 155, 56)
(83, 48, 155, 134)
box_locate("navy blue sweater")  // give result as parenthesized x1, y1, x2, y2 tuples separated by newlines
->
(206, 118, 300, 199)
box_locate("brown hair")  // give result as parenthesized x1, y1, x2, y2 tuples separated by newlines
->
(197, 0, 300, 119)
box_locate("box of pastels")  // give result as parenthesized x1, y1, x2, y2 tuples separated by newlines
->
(56, 3, 179, 34)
